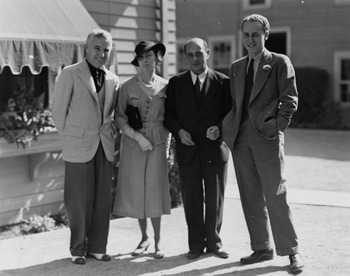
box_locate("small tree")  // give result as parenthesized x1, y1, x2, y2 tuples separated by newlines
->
(291, 67, 344, 129)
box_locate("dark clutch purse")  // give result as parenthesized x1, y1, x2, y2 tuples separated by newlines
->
(125, 104, 143, 130)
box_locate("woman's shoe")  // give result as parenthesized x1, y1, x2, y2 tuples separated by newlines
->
(131, 240, 151, 256)
(154, 249, 165, 259)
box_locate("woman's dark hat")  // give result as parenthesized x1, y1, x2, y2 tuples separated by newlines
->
(131, 40, 166, 66)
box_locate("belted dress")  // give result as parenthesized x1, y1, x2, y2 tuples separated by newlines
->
(113, 74, 171, 219)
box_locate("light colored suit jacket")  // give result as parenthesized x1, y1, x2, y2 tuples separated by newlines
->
(52, 59, 119, 162)
(223, 49, 298, 149)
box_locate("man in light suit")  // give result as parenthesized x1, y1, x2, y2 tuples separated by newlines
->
(165, 38, 231, 260)
(222, 14, 304, 274)
(52, 29, 119, 265)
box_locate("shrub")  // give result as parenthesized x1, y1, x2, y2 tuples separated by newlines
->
(291, 67, 329, 127)
(20, 215, 56, 234)
(290, 67, 344, 129)
(111, 131, 121, 215)
(168, 137, 182, 208)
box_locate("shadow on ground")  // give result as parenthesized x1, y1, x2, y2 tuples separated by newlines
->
(1, 253, 291, 276)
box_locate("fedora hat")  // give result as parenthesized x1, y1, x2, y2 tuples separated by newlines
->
(131, 40, 166, 66)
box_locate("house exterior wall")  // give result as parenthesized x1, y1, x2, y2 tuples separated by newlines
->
(0, 133, 64, 226)
(175, 0, 350, 123)
(176, 0, 350, 72)
(81, 0, 177, 82)
(0, 0, 176, 227)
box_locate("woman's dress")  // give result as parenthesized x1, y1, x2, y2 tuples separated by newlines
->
(113, 75, 171, 219)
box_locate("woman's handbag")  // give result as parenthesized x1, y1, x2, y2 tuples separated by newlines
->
(125, 104, 143, 130)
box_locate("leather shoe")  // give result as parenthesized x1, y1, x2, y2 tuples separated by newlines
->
(186, 249, 202, 260)
(240, 249, 274, 264)
(71, 256, 86, 265)
(87, 252, 111, 261)
(289, 253, 304, 273)
(207, 248, 229, 259)
(132, 240, 151, 256)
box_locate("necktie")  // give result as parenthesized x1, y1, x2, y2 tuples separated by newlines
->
(241, 58, 254, 122)
(245, 58, 254, 95)
(194, 76, 202, 111)
(95, 70, 104, 92)
(195, 76, 201, 96)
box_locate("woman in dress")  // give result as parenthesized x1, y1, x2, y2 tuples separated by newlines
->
(113, 41, 171, 259)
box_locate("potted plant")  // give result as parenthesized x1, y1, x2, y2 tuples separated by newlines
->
(0, 89, 55, 149)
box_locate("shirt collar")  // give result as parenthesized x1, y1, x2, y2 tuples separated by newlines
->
(86, 58, 106, 75)
(248, 48, 265, 65)
(190, 67, 208, 85)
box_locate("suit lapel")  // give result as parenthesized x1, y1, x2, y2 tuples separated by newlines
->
(78, 60, 99, 102)
(234, 57, 249, 110)
(103, 68, 114, 117)
(250, 50, 275, 103)
(182, 71, 198, 118)
(77, 61, 116, 118)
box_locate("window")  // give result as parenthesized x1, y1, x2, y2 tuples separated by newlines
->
(334, 52, 350, 105)
(0, 66, 52, 145)
(176, 37, 236, 76)
(0, 66, 49, 113)
(208, 36, 236, 76)
(266, 32, 287, 55)
(243, 0, 272, 10)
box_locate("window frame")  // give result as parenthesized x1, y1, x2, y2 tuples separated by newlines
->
(267, 27, 292, 57)
(207, 35, 236, 74)
(334, 51, 350, 106)
(242, 0, 272, 10)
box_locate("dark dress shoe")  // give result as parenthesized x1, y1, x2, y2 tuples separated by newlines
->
(87, 252, 111, 261)
(186, 250, 202, 260)
(207, 248, 229, 259)
(289, 253, 304, 273)
(240, 249, 274, 264)
(71, 256, 86, 265)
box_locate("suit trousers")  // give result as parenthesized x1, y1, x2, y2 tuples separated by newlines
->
(232, 119, 299, 256)
(64, 142, 113, 256)
(179, 151, 226, 252)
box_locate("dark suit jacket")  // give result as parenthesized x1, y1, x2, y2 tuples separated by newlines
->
(164, 68, 231, 166)
(223, 49, 298, 149)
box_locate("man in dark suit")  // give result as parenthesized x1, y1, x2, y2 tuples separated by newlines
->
(165, 37, 231, 260)
(52, 29, 119, 265)
(222, 14, 304, 273)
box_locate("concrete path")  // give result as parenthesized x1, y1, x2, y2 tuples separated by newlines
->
(1, 176, 350, 275)
(1, 128, 350, 275)
(1, 197, 350, 276)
